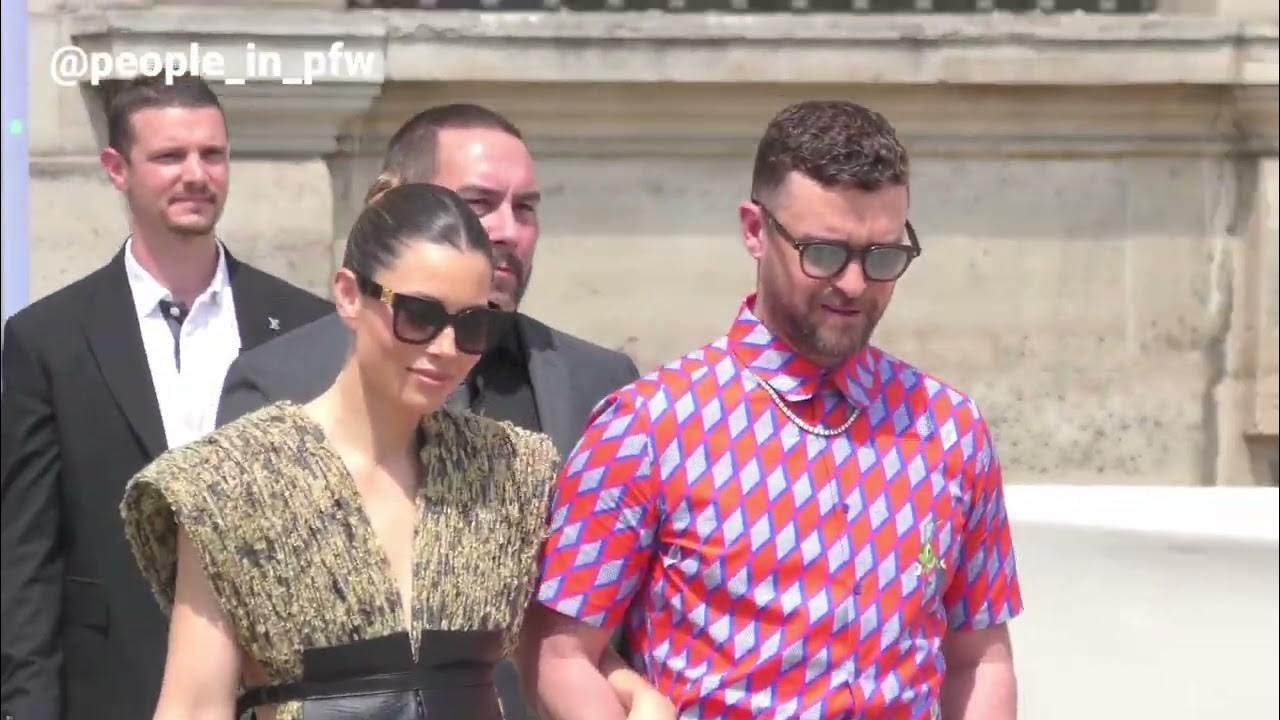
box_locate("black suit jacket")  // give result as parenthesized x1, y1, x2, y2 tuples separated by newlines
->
(0, 247, 333, 720)
(216, 311, 639, 461)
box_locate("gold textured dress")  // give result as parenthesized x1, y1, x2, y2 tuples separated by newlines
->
(119, 400, 560, 720)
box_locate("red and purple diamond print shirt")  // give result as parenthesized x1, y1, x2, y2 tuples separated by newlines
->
(537, 295, 1023, 719)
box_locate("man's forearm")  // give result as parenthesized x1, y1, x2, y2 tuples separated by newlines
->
(941, 660, 1017, 720)
(536, 656, 629, 720)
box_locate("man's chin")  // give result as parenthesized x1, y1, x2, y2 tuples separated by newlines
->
(491, 297, 519, 313)
(166, 219, 217, 237)
(809, 323, 874, 364)
(489, 284, 525, 313)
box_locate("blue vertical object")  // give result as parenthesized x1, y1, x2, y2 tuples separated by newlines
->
(2, 0, 31, 332)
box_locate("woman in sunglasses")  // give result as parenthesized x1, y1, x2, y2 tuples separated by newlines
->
(118, 183, 674, 720)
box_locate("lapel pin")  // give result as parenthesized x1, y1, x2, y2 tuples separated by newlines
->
(268, 316, 281, 332)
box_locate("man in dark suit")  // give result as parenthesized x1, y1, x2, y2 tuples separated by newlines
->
(216, 104, 640, 460)
(215, 104, 640, 718)
(0, 76, 332, 720)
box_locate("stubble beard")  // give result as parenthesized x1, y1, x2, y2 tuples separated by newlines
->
(492, 245, 531, 311)
(765, 285, 882, 367)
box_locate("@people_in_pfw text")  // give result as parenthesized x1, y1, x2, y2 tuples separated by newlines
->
(49, 41, 378, 87)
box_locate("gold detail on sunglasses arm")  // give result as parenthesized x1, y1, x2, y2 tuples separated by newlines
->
(380, 286, 395, 305)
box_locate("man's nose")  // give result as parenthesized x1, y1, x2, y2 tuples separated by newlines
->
(180, 153, 208, 184)
(832, 257, 868, 297)
(484, 201, 517, 244)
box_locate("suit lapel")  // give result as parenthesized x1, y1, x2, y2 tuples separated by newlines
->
(520, 316, 578, 459)
(83, 251, 167, 458)
(225, 252, 278, 352)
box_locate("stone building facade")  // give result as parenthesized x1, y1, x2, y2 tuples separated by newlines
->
(20, 0, 1280, 486)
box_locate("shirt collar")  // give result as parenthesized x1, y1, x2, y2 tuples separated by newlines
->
(123, 236, 231, 318)
(726, 293, 880, 410)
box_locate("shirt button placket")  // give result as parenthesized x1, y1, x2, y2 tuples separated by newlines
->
(840, 496, 864, 711)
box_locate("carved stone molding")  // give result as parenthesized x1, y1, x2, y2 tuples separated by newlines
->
(66, 8, 387, 157)
(64, 8, 1277, 86)
(61, 7, 1276, 158)
(378, 11, 1277, 86)
(359, 81, 1275, 158)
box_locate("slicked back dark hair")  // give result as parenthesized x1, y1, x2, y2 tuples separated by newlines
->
(105, 74, 224, 159)
(364, 104, 524, 204)
(751, 100, 909, 202)
(343, 182, 493, 281)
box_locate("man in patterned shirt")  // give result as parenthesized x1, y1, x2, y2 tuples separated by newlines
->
(522, 100, 1023, 720)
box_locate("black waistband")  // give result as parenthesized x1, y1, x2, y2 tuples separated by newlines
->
(235, 630, 503, 717)
(235, 663, 495, 716)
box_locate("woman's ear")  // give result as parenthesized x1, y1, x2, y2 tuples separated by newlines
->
(332, 268, 364, 326)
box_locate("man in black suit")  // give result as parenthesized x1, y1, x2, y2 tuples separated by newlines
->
(215, 104, 641, 718)
(0, 75, 332, 720)
(217, 104, 640, 461)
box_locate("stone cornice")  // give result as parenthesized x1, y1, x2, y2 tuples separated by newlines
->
(62, 8, 1277, 156)
(379, 11, 1276, 43)
(215, 83, 385, 157)
(1233, 85, 1280, 146)
(69, 11, 387, 157)
(67, 8, 1277, 86)
(357, 81, 1278, 157)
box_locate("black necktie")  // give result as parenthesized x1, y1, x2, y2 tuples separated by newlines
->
(157, 299, 189, 370)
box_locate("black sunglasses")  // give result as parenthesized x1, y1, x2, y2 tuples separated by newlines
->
(354, 273, 512, 355)
(753, 199, 921, 282)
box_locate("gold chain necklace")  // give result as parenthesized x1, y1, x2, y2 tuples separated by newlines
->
(741, 366, 858, 437)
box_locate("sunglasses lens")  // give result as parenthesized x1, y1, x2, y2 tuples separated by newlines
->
(801, 244, 850, 278)
(453, 309, 509, 354)
(864, 247, 912, 281)
(393, 296, 448, 343)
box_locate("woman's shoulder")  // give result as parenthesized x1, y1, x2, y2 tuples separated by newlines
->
(119, 401, 321, 615)
(206, 400, 318, 454)
(126, 400, 318, 506)
(423, 406, 557, 461)
(418, 407, 561, 502)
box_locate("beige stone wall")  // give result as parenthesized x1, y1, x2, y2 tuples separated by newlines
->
(519, 150, 1241, 488)
(23, 0, 1280, 486)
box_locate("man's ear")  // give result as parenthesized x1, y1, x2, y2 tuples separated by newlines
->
(739, 201, 767, 261)
(100, 146, 129, 192)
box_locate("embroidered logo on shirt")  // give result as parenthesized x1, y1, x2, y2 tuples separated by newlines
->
(268, 316, 281, 332)
(918, 518, 945, 575)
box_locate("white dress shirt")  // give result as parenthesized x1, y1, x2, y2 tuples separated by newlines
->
(124, 238, 243, 449)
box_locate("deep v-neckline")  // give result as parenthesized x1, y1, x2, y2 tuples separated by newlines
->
(289, 402, 426, 640)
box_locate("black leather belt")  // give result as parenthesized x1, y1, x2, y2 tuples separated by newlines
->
(236, 629, 505, 720)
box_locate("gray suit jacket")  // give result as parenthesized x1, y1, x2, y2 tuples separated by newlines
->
(215, 311, 640, 460)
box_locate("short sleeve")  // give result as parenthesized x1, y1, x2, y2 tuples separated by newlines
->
(535, 390, 661, 631)
(487, 424, 563, 655)
(942, 410, 1024, 631)
(119, 441, 246, 618)
(508, 427, 561, 548)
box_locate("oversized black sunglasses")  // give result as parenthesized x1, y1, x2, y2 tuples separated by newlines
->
(753, 199, 921, 282)
(354, 273, 513, 355)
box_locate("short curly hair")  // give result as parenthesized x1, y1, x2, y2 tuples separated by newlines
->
(750, 100, 909, 201)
